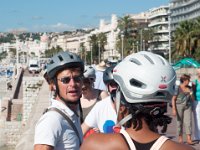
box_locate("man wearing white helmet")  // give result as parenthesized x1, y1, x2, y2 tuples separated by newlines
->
(80, 51, 194, 150)
(34, 51, 84, 150)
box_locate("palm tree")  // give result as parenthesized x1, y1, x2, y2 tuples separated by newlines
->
(89, 34, 98, 63)
(190, 17, 200, 59)
(174, 20, 195, 58)
(117, 15, 137, 57)
(97, 32, 107, 61)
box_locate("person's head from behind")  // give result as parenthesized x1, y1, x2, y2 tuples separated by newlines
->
(47, 51, 84, 104)
(42, 68, 54, 91)
(180, 74, 190, 86)
(113, 51, 176, 132)
(103, 65, 118, 97)
(82, 65, 96, 92)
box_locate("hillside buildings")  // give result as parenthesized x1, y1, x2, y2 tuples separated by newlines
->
(1, 0, 200, 62)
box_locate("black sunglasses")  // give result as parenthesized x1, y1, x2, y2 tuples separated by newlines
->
(57, 76, 82, 84)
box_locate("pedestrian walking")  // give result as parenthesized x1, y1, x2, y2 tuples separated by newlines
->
(80, 51, 194, 150)
(94, 61, 107, 91)
(172, 74, 195, 144)
(192, 68, 200, 143)
(34, 51, 84, 150)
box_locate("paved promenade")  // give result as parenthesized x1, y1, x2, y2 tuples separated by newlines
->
(15, 81, 50, 150)
(15, 81, 200, 150)
(163, 107, 200, 150)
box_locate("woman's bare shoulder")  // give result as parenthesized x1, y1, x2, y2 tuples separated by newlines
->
(100, 90, 109, 99)
(80, 133, 128, 150)
(161, 140, 195, 150)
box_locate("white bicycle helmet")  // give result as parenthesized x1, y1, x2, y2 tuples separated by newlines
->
(113, 51, 176, 104)
(83, 65, 96, 80)
(47, 51, 84, 79)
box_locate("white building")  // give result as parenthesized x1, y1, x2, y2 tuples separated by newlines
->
(65, 14, 120, 61)
(148, 5, 170, 54)
(170, 0, 200, 31)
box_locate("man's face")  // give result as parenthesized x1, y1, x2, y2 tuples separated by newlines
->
(56, 68, 83, 103)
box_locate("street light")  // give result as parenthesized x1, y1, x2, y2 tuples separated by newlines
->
(90, 44, 93, 65)
(98, 41, 100, 63)
(137, 41, 139, 52)
(168, 12, 172, 64)
(15, 36, 19, 77)
(121, 33, 124, 60)
(140, 29, 143, 51)
(143, 40, 145, 50)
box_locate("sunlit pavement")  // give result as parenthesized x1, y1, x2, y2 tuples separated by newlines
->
(162, 105, 200, 150)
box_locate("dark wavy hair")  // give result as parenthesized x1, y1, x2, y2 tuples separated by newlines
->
(124, 102, 171, 133)
(180, 74, 190, 83)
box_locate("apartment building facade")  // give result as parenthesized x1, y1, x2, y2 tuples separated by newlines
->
(148, 5, 170, 55)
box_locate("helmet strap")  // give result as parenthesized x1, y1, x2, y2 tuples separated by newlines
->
(115, 87, 121, 118)
(117, 114, 133, 126)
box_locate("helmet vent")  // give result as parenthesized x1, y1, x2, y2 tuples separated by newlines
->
(158, 57, 166, 65)
(143, 54, 154, 64)
(69, 54, 74, 59)
(49, 59, 54, 64)
(155, 92, 166, 97)
(130, 78, 145, 88)
(129, 58, 142, 65)
(58, 55, 63, 61)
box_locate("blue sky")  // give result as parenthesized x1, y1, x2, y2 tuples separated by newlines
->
(0, 0, 169, 32)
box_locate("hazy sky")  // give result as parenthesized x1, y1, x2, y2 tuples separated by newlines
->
(0, 0, 169, 32)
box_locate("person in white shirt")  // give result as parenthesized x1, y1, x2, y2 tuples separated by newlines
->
(34, 51, 84, 150)
(81, 65, 118, 135)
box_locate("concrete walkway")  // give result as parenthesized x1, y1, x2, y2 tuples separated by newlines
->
(162, 106, 200, 150)
(15, 81, 50, 150)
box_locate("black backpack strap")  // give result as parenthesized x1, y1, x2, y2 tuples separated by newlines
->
(46, 107, 82, 145)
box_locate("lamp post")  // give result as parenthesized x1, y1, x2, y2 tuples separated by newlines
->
(98, 41, 100, 63)
(15, 36, 19, 77)
(80, 47, 82, 59)
(121, 33, 124, 60)
(140, 29, 143, 51)
(143, 40, 145, 50)
(137, 41, 139, 52)
(168, 12, 171, 64)
(90, 44, 93, 65)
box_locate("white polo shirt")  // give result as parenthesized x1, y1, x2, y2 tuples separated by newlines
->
(84, 96, 117, 133)
(34, 99, 83, 150)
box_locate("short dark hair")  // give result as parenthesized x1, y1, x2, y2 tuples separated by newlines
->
(180, 74, 190, 83)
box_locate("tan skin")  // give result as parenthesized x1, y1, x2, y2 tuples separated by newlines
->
(172, 78, 195, 144)
(34, 68, 83, 150)
(80, 105, 194, 150)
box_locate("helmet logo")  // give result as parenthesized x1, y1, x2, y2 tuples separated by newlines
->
(159, 84, 167, 89)
(161, 76, 167, 82)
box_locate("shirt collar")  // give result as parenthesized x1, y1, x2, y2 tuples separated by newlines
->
(50, 98, 75, 117)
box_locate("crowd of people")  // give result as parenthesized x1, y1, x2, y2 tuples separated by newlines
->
(33, 50, 198, 150)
